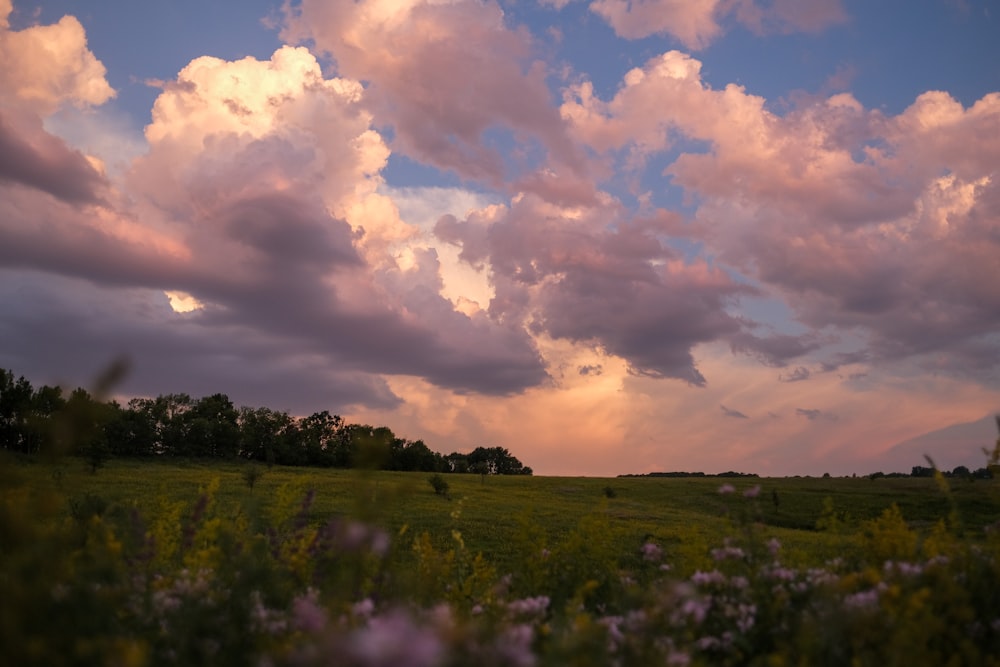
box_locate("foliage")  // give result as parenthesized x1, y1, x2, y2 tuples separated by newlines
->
(242, 464, 264, 494)
(0, 367, 532, 476)
(428, 474, 450, 498)
(3, 456, 1000, 666)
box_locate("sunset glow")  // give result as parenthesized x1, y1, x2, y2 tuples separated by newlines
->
(2, 0, 998, 476)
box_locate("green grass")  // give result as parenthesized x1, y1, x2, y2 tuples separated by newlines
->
(7, 456, 1000, 575)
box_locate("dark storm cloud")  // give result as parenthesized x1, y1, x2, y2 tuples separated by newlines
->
(0, 109, 107, 204)
(0, 270, 402, 412)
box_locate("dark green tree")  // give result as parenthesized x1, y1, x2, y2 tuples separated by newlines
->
(0, 369, 35, 452)
(467, 446, 532, 475)
(298, 411, 345, 467)
(238, 406, 297, 466)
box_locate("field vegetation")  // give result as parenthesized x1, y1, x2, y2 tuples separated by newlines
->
(3, 452, 1000, 666)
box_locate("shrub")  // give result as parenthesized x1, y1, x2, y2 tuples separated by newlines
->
(428, 473, 450, 497)
(242, 463, 264, 493)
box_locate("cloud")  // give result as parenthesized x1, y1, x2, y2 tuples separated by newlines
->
(282, 0, 589, 197)
(563, 50, 1000, 384)
(720, 404, 749, 419)
(0, 31, 549, 400)
(0, 2, 114, 114)
(0, 107, 108, 204)
(587, 0, 847, 48)
(437, 192, 751, 385)
(779, 366, 811, 383)
(0, 270, 401, 412)
(795, 407, 837, 422)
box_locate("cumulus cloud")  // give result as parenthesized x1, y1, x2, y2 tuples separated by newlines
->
(588, 0, 846, 48)
(0, 1, 114, 114)
(562, 50, 1000, 384)
(0, 14, 547, 401)
(436, 192, 751, 385)
(282, 0, 589, 198)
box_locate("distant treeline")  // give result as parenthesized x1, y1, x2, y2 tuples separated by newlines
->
(0, 368, 532, 475)
(872, 465, 993, 480)
(618, 471, 760, 478)
(620, 466, 995, 480)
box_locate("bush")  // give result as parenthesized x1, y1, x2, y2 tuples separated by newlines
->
(242, 463, 264, 493)
(428, 473, 450, 497)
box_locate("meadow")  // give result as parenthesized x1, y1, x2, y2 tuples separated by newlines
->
(3, 456, 1000, 665)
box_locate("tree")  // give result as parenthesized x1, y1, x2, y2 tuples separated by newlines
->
(445, 452, 469, 473)
(238, 406, 297, 467)
(390, 438, 442, 472)
(105, 398, 157, 457)
(0, 369, 35, 453)
(466, 446, 532, 475)
(187, 393, 240, 458)
(64, 388, 114, 472)
(298, 411, 346, 467)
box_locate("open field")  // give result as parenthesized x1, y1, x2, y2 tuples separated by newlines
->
(7, 456, 999, 573)
(4, 456, 1000, 666)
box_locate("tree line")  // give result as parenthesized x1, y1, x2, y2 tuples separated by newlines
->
(0, 369, 532, 475)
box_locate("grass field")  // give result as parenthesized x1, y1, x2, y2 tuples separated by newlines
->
(5, 455, 1000, 665)
(9, 456, 999, 574)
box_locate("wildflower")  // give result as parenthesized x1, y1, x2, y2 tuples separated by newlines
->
(642, 541, 663, 562)
(691, 570, 727, 586)
(696, 635, 721, 651)
(351, 611, 444, 667)
(507, 596, 550, 619)
(718, 484, 735, 495)
(293, 589, 328, 633)
(710, 545, 745, 561)
(736, 603, 757, 632)
(599, 615, 625, 651)
(766, 566, 796, 582)
(885, 561, 923, 577)
(766, 538, 781, 557)
(352, 598, 375, 619)
(843, 587, 882, 609)
(250, 591, 288, 635)
(743, 485, 761, 498)
(667, 650, 691, 666)
(497, 624, 537, 667)
(680, 597, 711, 625)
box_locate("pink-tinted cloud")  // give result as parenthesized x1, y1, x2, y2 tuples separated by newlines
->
(437, 192, 751, 384)
(561, 50, 1000, 383)
(0, 3, 114, 204)
(0, 1, 114, 113)
(0, 106, 107, 204)
(282, 0, 588, 196)
(0, 16, 547, 400)
(588, 0, 846, 48)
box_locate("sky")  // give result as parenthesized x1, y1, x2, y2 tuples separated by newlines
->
(1, 0, 999, 477)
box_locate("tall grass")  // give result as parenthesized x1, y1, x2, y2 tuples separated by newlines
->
(2, 455, 999, 665)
